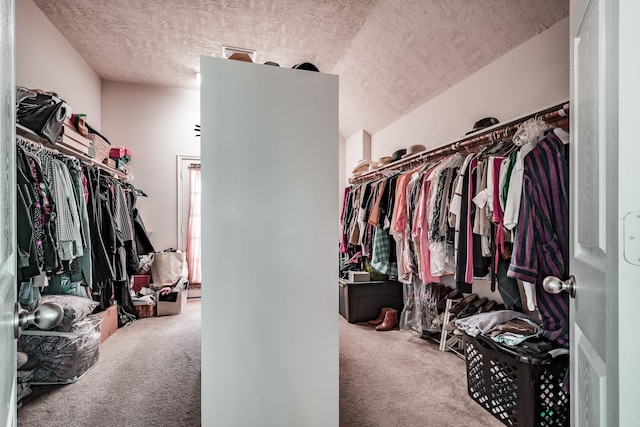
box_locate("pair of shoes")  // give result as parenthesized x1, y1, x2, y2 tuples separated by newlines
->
(375, 309, 398, 331)
(457, 297, 488, 319)
(449, 294, 478, 315)
(430, 312, 447, 330)
(368, 307, 394, 325)
(434, 284, 453, 301)
(444, 318, 457, 332)
(475, 300, 497, 314)
(436, 290, 463, 311)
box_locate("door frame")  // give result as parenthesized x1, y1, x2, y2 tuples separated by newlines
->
(615, 1, 640, 424)
(1, 0, 16, 425)
(176, 154, 201, 251)
(176, 155, 201, 298)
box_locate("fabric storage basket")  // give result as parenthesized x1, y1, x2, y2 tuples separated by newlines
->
(463, 333, 570, 427)
(87, 133, 110, 162)
(18, 316, 102, 385)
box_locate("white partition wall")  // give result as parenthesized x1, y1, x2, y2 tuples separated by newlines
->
(200, 56, 338, 427)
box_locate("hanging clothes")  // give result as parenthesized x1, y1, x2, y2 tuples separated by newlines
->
(507, 131, 570, 347)
(65, 158, 92, 288)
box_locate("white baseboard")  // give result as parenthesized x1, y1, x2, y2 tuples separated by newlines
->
(187, 287, 202, 299)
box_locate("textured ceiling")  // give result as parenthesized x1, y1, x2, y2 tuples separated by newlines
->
(33, 0, 569, 139)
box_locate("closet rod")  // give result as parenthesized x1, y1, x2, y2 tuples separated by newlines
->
(351, 101, 570, 183)
(16, 134, 60, 155)
(16, 124, 127, 180)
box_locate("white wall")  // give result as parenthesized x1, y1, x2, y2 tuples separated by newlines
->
(16, 0, 102, 130)
(101, 81, 200, 251)
(201, 57, 338, 427)
(344, 128, 371, 178)
(371, 18, 570, 159)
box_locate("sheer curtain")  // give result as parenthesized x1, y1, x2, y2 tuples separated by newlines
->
(186, 165, 201, 286)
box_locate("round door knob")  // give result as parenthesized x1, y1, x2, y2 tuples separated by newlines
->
(543, 275, 576, 298)
(14, 302, 64, 338)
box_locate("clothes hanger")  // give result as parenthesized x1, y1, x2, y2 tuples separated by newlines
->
(476, 128, 514, 158)
(512, 116, 550, 147)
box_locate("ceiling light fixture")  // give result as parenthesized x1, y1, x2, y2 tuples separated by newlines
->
(222, 45, 256, 61)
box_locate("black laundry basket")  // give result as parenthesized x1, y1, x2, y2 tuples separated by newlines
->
(463, 333, 570, 427)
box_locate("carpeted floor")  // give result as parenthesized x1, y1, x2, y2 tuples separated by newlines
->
(339, 316, 503, 427)
(17, 302, 503, 426)
(17, 300, 201, 427)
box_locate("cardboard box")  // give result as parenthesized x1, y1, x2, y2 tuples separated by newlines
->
(60, 120, 92, 147)
(134, 303, 156, 318)
(115, 158, 128, 172)
(132, 275, 151, 293)
(58, 134, 90, 155)
(94, 304, 118, 343)
(109, 146, 132, 160)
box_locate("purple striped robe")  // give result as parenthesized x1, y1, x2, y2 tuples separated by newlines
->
(507, 132, 570, 347)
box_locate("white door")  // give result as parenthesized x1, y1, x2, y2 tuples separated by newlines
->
(0, 0, 16, 426)
(569, 0, 640, 425)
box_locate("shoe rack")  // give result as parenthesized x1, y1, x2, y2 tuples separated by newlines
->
(438, 298, 465, 359)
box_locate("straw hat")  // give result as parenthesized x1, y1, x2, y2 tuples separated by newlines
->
(402, 144, 426, 158)
(352, 159, 370, 174)
(378, 156, 392, 166)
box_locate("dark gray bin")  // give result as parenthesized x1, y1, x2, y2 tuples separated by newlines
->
(338, 279, 403, 323)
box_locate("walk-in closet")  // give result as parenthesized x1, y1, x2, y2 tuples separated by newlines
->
(2, 1, 639, 427)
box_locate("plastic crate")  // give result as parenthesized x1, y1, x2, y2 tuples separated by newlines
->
(463, 333, 570, 427)
(338, 279, 403, 323)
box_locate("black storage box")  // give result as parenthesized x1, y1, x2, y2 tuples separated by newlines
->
(463, 333, 570, 427)
(338, 279, 403, 323)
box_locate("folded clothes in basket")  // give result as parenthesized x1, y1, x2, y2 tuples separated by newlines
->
(488, 318, 542, 346)
(455, 310, 539, 337)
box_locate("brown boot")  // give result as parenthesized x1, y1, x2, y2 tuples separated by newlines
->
(375, 309, 398, 331)
(367, 307, 393, 325)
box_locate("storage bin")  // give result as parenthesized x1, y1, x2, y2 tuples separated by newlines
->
(87, 133, 110, 162)
(463, 333, 570, 427)
(18, 316, 102, 384)
(338, 279, 403, 323)
(156, 278, 189, 316)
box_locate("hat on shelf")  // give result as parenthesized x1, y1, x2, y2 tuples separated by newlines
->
(466, 117, 499, 135)
(378, 156, 392, 166)
(368, 161, 379, 171)
(391, 149, 407, 162)
(228, 53, 253, 63)
(352, 159, 371, 174)
(402, 144, 426, 158)
(292, 62, 319, 72)
(264, 61, 280, 67)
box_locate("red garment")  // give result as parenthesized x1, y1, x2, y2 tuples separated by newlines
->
(340, 187, 350, 253)
(412, 170, 440, 283)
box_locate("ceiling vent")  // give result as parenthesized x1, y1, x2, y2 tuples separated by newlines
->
(222, 46, 256, 62)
